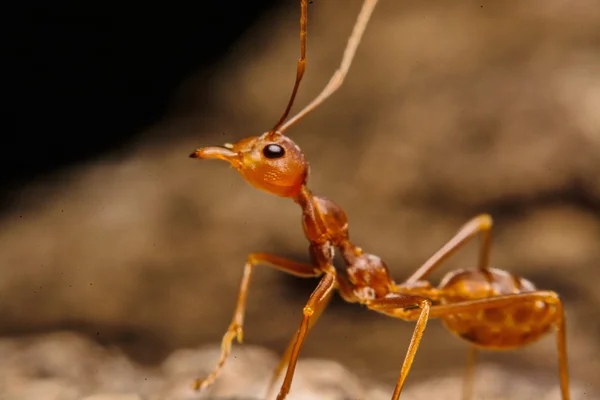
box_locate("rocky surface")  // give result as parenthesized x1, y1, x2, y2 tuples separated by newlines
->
(0, 331, 393, 400)
(0, 331, 596, 400)
(1, 0, 600, 399)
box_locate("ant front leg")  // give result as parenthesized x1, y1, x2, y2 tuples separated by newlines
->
(192, 253, 321, 391)
(274, 269, 337, 400)
(265, 280, 336, 400)
(404, 214, 493, 284)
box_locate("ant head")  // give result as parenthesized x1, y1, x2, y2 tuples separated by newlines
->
(190, 0, 378, 198)
(190, 131, 308, 198)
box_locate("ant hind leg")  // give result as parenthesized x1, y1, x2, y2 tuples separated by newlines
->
(462, 346, 479, 400)
(404, 214, 494, 284)
(391, 291, 570, 400)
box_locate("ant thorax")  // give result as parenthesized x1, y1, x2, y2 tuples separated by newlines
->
(295, 190, 349, 245)
(295, 188, 396, 299)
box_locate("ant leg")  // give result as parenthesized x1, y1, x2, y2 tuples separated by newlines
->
(275, 270, 337, 400)
(390, 291, 570, 400)
(462, 346, 479, 400)
(365, 294, 433, 400)
(265, 276, 358, 398)
(193, 253, 321, 391)
(555, 298, 570, 400)
(265, 280, 335, 399)
(404, 214, 493, 284)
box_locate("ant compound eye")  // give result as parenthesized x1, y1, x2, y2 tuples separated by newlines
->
(263, 144, 285, 159)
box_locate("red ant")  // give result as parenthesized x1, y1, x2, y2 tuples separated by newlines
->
(189, 0, 570, 399)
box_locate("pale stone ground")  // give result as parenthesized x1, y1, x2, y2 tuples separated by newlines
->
(0, 332, 594, 399)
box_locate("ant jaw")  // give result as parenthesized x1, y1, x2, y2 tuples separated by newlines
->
(189, 146, 242, 169)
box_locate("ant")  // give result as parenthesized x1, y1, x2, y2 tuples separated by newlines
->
(189, 0, 570, 399)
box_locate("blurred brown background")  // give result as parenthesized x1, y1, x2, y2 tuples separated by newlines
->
(1, 0, 600, 398)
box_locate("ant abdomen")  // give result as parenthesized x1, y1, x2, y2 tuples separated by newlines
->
(438, 268, 556, 349)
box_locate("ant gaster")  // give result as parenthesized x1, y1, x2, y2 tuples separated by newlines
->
(189, 1, 570, 399)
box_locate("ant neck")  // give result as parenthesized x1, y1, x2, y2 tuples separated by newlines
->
(292, 185, 313, 210)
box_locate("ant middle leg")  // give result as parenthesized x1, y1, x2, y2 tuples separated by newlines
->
(193, 253, 321, 391)
(364, 294, 433, 400)
(404, 214, 493, 284)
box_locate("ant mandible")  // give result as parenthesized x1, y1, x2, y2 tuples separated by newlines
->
(189, 0, 570, 399)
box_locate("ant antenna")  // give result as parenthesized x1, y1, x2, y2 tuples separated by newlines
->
(278, 0, 379, 133)
(270, 0, 309, 135)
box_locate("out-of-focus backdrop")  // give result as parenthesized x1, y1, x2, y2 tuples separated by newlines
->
(2, 0, 600, 399)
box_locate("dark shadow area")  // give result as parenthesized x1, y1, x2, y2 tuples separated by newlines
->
(3, 1, 285, 212)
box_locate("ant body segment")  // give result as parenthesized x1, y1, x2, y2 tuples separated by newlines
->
(190, 1, 570, 399)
